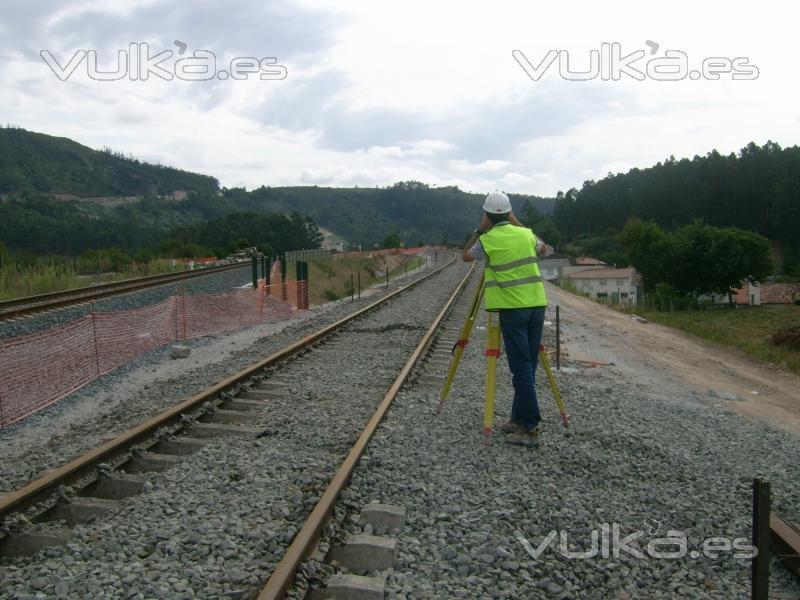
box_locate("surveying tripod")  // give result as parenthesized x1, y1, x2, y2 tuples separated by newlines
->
(437, 271, 570, 442)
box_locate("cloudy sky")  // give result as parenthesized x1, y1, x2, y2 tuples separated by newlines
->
(3, 0, 798, 195)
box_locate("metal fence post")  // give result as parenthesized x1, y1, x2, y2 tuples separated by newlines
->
(357, 272, 361, 299)
(556, 305, 560, 371)
(251, 255, 258, 289)
(351, 273, 355, 301)
(752, 478, 770, 600)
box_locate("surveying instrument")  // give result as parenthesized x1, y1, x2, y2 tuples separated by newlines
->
(437, 271, 570, 443)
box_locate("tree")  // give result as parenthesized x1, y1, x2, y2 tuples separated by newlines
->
(619, 219, 672, 292)
(620, 219, 773, 303)
(383, 233, 401, 249)
(530, 218, 562, 248)
(0, 240, 10, 269)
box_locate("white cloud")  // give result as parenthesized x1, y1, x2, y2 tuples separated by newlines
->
(2, 0, 798, 196)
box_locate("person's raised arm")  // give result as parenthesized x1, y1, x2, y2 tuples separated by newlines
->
(463, 213, 492, 262)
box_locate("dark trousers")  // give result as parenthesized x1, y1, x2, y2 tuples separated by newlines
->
(498, 306, 546, 430)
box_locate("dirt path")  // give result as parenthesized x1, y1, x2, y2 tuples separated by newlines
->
(546, 282, 800, 436)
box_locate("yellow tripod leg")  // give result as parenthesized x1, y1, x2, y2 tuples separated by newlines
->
(539, 345, 570, 428)
(437, 273, 485, 413)
(483, 312, 501, 443)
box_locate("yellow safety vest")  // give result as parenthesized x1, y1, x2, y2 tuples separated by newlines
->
(480, 224, 547, 310)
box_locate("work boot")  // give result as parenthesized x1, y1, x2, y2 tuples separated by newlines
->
(499, 420, 525, 434)
(505, 427, 540, 448)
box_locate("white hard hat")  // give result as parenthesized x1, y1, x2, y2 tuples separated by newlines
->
(483, 190, 511, 214)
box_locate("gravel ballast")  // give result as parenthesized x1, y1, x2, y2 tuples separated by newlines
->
(0, 254, 467, 598)
(307, 280, 800, 599)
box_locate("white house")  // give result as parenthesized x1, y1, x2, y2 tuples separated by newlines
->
(538, 258, 571, 281)
(564, 267, 642, 305)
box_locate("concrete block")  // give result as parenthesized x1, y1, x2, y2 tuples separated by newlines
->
(152, 437, 208, 455)
(359, 504, 406, 532)
(186, 422, 262, 439)
(81, 474, 146, 500)
(223, 398, 267, 411)
(170, 344, 191, 359)
(200, 409, 253, 424)
(123, 452, 180, 473)
(315, 574, 385, 600)
(0, 528, 71, 558)
(238, 389, 282, 400)
(40, 497, 119, 526)
(328, 534, 397, 571)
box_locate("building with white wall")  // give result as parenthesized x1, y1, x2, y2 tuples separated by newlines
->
(564, 267, 641, 305)
(538, 258, 571, 281)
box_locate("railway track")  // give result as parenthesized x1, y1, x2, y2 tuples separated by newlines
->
(0, 252, 472, 597)
(0, 261, 249, 321)
(5, 253, 796, 598)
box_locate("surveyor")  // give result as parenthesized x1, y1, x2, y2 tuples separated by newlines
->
(462, 191, 553, 447)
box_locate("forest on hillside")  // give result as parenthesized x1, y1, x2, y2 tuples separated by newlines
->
(0, 126, 219, 197)
(1, 127, 799, 281)
(554, 141, 800, 256)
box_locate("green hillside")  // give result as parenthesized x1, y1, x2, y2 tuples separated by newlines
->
(0, 127, 219, 197)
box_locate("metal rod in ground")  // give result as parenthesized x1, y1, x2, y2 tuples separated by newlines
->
(265, 257, 271, 288)
(483, 312, 501, 444)
(752, 478, 770, 600)
(556, 305, 560, 370)
(351, 273, 354, 301)
(357, 272, 361, 298)
(251, 255, 258, 288)
(539, 345, 570, 428)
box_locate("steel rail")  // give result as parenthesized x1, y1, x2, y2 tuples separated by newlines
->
(0, 253, 455, 521)
(257, 262, 475, 600)
(0, 261, 250, 321)
(771, 512, 800, 578)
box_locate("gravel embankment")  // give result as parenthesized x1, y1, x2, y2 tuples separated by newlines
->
(0, 256, 468, 599)
(307, 292, 800, 599)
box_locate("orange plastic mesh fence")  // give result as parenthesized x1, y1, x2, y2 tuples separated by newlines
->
(0, 281, 307, 427)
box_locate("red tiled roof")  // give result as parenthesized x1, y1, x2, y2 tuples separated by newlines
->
(575, 256, 606, 266)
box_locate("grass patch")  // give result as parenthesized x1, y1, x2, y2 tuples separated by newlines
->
(0, 260, 181, 301)
(294, 253, 428, 306)
(637, 305, 800, 375)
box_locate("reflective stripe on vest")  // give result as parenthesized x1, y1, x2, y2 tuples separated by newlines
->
(480, 224, 547, 310)
(487, 255, 539, 272)
(484, 275, 543, 288)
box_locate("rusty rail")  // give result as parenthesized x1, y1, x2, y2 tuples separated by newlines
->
(772, 512, 800, 578)
(257, 262, 475, 599)
(0, 261, 249, 321)
(0, 253, 455, 521)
